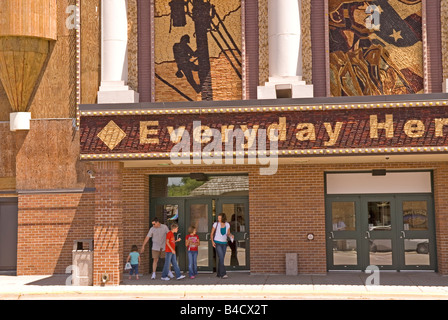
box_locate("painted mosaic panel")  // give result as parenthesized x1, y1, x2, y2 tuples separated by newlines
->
(154, 0, 242, 102)
(329, 0, 424, 96)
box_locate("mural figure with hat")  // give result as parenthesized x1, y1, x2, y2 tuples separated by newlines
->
(329, 0, 423, 96)
(173, 34, 201, 93)
(154, 0, 242, 102)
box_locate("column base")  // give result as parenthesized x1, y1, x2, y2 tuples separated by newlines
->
(98, 82, 139, 104)
(443, 79, 448, 93)
(257, 77, 314, 99)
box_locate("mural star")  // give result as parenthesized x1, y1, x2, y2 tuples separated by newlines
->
(390, 29, 403, 42)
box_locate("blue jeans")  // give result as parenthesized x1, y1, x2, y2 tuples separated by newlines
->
(129, 264, 139, 276)
(215, 243, 227, 277)
(162, 252, 182, 278)
(188, 250, 198, 277)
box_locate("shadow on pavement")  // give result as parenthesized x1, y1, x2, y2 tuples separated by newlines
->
(23, 271, 448, 287)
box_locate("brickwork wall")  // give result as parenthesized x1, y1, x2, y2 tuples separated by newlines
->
(121, 161, 448, 275)
(123, 169, 150, 274)
(16, 192, 94, 275)
(15, 160, 448, 278)
(433, 162, 448, 274)
(93, 162, 123, 286)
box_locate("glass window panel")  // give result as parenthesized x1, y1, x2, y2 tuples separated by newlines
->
(368, 202, 391, 231)
(404, 239, 430, 266)
(151, 176, 248, 197)
(332, 239, 357, 265)
(331, 202, 356, 231)
(369, 239, 393, 265)
(155, 204, 179, 226)
(190, 204, 209, 233)
(222, 203, 246, 232)
(197, 242, 210, 267)
(403, 201, 428, 231)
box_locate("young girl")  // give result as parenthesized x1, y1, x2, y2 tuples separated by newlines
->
(126, 245, 140, 280)
(185, 226, 200, 279)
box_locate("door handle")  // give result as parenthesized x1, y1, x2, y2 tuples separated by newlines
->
(205, 233, 210, 240)
(329, 232, 334, 239)
(176, 233, 181, 240)
(243, 233, 248, 240)
(365, 231, 371, 239)
(400, 231, 406, 239)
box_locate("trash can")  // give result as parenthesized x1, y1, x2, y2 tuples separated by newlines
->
(72, 239, 94, 286)
(285, 253, 298, 276)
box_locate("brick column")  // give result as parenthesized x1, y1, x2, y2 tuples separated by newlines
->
(93, 161, 123, 286)
(434, 163, 448, 275)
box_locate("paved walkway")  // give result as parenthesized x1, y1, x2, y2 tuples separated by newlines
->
(1, 271, 448, 299)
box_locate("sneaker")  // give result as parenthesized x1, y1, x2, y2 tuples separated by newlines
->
(221, 275, 228, 279)
(177, 275, 186, 280)
(151, 272, 156, 280)
(161, 277, 170, 281)
(190, 276, 195, 279)
(168, 271, 174, 279)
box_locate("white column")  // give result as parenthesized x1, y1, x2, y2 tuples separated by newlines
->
(98, 0, 139, 103)
(258, 0, 313, 99)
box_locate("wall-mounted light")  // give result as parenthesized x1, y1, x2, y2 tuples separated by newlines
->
(190, 173, 208, 181)
(372, 169, 387, 176)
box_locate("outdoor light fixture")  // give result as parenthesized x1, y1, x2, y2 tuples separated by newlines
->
(190, 173, 208, 181)
(372, 169, 387, 176)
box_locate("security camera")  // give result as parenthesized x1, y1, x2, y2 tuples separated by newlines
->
(87, 170, 95, 179)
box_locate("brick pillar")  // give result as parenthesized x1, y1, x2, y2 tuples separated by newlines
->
(434, 163, 448, 275)
(93, 161, 123, 286)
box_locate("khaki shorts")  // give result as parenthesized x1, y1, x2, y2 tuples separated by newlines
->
(152, 249, 166, 259)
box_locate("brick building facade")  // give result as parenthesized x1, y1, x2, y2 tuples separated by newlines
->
(1, 1, 448, 286)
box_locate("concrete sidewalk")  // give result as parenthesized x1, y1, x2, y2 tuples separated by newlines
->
(2, 272, 448, 300)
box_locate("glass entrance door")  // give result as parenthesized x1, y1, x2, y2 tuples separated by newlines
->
(363, 197, 396, 270)
(396, 196, 436, 270)
(326, 198, 362, 270)
(326, 195, 436, 271)
(151, 199, 185, 272)
(216, 197, 250, 271)
(186, 199, 214, 272)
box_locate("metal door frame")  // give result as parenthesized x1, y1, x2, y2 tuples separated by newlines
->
(326, 194, 436, 271)
(216, 197, 250, 271)
(150, 196, 250, 272)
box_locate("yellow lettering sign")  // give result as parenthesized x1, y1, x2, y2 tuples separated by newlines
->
(370, 115, 394, 139)
(404, 120, 425, 138)
(435, 118, 448, 137)
(140, 121, 159, 144)
(296, 123, 316, 141)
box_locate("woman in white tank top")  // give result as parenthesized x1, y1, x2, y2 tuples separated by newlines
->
(211, 213, 234, 279)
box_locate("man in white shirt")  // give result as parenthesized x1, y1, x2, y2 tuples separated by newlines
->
(141, 217, 171, 280)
